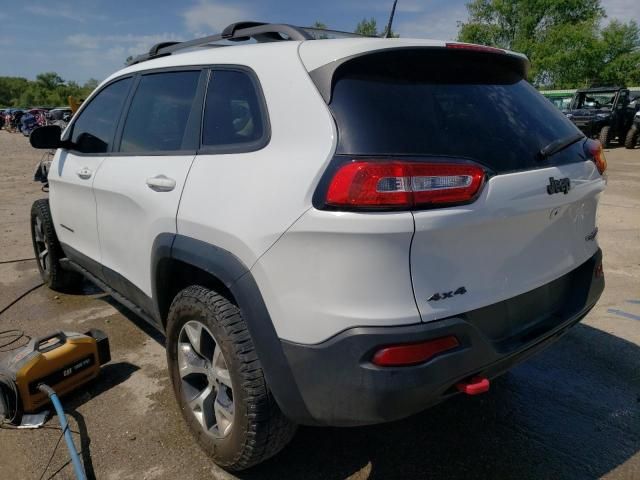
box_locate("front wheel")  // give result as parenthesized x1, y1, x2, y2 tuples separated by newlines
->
(30, 199, 82, 291)
(624, 126, 639, 149)
(599, 125, 612, 148)
(166, 285, 297, 471)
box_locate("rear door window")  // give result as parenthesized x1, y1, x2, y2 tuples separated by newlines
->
(119, 70, 201, 153)
(71, 77, 132, 154)
(329, 49, 583, 173)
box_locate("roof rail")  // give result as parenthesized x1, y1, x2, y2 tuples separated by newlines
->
(129, 21, 314, 65)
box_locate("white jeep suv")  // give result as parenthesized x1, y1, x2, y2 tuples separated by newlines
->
(29, 22, 607, 471)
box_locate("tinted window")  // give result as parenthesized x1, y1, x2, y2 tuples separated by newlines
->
(202, 70, 266, 149)
(329, 50, 583, 173)
(120, 71, 200, 153)
(71, 78, 132, 153)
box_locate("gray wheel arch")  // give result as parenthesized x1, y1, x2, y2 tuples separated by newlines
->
(150, 233, 313, 424)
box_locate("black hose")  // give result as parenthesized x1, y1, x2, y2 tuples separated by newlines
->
(0, 374, 19, 424)
(0, 282, 44, 317)
(0, 329, 29, 350)
(0, 258, 35, 265)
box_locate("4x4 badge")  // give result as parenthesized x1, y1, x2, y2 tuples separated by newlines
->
(428, 287, 467, 302)
(547, 176, 571, 195)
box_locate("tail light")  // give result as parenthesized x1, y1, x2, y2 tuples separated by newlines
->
(372, 336, 460, 367)
(585, 139, 607, 174)
(325, 161, 486, 210)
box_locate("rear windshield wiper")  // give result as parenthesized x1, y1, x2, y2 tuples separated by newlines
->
(538, 132, 585, 160)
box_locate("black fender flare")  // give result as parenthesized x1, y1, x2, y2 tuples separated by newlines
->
(151, 233, 313, 424)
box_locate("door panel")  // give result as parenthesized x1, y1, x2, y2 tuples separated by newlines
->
(49, 150, 104, 276)
(93, 70, 203, 302)
(48, 76, 133, 277)
(93, 154, 195, 297)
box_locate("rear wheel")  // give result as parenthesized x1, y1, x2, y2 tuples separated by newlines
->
(624, 125, 639, 149)
(166, 285, 296, 471)
(30, 199, 82, 291)
(599, 126, 612, 148)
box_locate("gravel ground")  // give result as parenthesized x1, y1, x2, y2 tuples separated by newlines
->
(0, 129, 639, 480)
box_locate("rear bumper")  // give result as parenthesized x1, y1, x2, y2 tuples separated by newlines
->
(280, 249, 604, 426)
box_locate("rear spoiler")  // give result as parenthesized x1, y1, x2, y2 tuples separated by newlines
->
(309, 44, 530, 104)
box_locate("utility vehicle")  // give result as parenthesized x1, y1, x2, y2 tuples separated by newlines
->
(566, 86, 637, 147)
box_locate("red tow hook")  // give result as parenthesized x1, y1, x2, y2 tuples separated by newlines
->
(456, 376, 490, 395)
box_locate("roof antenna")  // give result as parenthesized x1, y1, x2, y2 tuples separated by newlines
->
(384, 0, 398, 38)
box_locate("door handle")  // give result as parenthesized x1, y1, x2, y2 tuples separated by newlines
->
(77, 167, 92, 180)
(146, 175, 176, 192)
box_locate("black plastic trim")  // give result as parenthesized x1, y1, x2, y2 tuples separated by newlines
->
(59, 257, 159, 329)
(131, 22, 313, 65)
(281, 249, 604, 426)
(151, 234, 313, 422)
(60, 243, 160, 327)
(60, 242, 106, 282)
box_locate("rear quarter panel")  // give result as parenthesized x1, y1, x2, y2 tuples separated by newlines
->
(177, 42, 336, 269)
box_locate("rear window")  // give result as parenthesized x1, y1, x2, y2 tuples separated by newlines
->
(329, 49, 583, 173)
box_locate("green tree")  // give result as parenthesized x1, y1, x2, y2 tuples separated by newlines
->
(598, 20, 640, 86)
(355, 18, 379, 36)
(530, 19, 603, 87)
(0, 77, 29, 106)
(457, 0, 640, 88)
(81, 78, 100, 98)
(36, 72, 65, 91)
(354, 17, 398, 37)
(0, 72, 101, 107)
(458, 0, 604, 53)
(311, 21, 330, 39)
(125, 55, 134, 65)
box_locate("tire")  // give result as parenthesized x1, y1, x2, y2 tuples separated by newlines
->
(166, 285, 297, 471)
(30, 199, 82, 291)
(599, 125, 612, 148)
(624, 126, 639, 149)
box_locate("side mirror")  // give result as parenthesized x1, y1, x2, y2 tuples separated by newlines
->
(30, 125, 64, 149)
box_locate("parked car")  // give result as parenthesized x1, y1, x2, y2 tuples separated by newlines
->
(5, 109, 24, 132)
(565, 86, 638, 146)
(28, 22, 607, 471)
(20, 108, 48, 136)
(46, 107, 73, 129)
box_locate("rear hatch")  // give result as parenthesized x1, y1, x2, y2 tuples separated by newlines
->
(309, 45, 605, 322)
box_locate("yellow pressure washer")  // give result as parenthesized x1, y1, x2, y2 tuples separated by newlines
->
(0, 329, 110, 422)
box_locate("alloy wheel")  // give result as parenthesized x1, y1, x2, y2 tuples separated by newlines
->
(178, 320, 235, 438)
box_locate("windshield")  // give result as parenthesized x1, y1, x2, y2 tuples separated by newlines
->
(572, 91, 618, 110)
(329, 49, 583, 174)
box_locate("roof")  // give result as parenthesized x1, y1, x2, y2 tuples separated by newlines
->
(576, 86, 625, 93)
(93, 21, 530, 101)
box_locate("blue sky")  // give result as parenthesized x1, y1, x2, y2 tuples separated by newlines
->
(0, 0, 637, 84)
